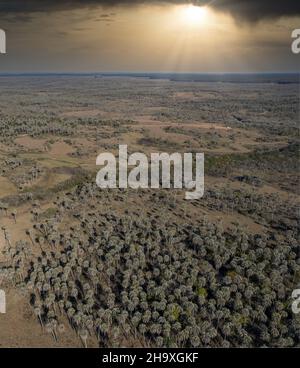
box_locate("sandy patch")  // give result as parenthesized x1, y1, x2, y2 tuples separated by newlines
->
(0, 176, 17, 198)
(134, 119, 233, 131)
(41, 172, 72, 189)
(15, 136, 47, 151)
(0, 290, 82, 348)
(50, 141, 74, 156)
(0, 206, 33, 250)
(173, 92, 196, 99)
(61, 109, 103, 118)
(0, 142, 16, 153)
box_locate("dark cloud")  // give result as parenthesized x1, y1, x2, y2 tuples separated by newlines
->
(212, 0, 300, 22)
(0, 0, 299, 22)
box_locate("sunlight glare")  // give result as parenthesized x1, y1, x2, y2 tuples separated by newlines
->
(182, 5, 208, 26)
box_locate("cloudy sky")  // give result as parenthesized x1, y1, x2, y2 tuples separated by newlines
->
(0, 0, 299, 72)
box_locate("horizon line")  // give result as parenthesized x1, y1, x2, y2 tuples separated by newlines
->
(0, 71, 299, 75)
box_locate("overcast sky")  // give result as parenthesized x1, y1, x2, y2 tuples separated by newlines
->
(0, 0, 299, 72)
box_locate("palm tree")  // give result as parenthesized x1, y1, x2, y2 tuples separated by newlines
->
(79, 328, 89, 348)
(34, 306, 44, 328)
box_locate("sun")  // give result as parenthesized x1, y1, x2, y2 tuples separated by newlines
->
(182, 5, 208, 26)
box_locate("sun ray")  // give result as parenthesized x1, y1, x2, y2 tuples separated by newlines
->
(182, 5, 208, 26)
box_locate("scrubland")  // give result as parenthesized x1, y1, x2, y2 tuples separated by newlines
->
(0, 76, 299, 347)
